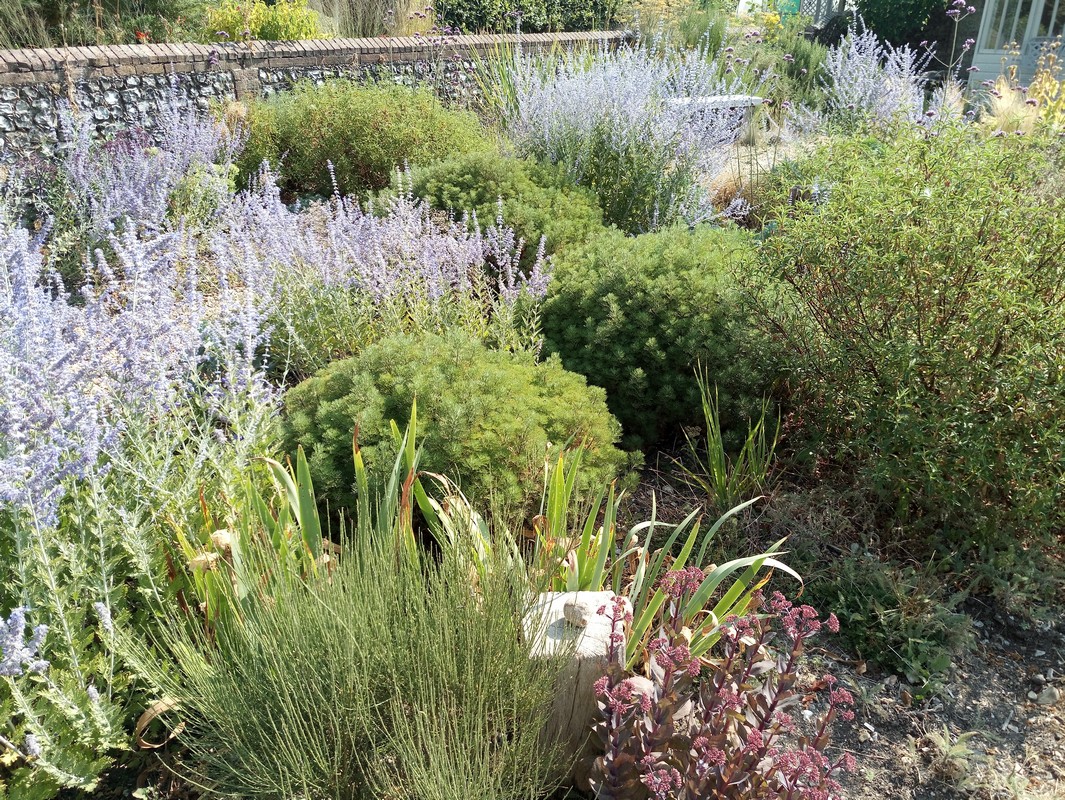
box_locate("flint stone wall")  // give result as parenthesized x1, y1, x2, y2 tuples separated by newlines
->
(0, 31, 627, 159)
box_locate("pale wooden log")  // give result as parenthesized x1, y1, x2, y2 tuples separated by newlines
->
(524, 591, 630, 788)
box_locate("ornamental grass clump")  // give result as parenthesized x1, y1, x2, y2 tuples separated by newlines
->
(502, 40, 754, 233)
(136, 426, 569, 800)
(591, 588, 855, 800)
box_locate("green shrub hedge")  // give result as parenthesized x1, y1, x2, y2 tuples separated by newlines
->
(435, 0, 618, 33)
(401, 151, 606, 266)
(541, 225, 775, 450)
(237, 81, 491, 197)
(281, 332, 629, 517)
(755, 124, 1065, 559)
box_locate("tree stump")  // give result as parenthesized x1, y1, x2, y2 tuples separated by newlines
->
(524, 590, 630, 788)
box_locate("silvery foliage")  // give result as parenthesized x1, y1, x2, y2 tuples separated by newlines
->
(0, 607, 48, 678)
(504, 38, 755, 231)
(60, 92, 242, 240)
(790, 18, 933, 133)
(0, 110, 265, 531)
(0, 108, 269, 793)
(214, 168, 549, 307)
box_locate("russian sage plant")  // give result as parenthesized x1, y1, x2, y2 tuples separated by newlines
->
(790, 18, 932, 132)
(503, 40, 754, 233)
(0, 182, 275, 797)
(219, 171, 550, 379)
(60, 93, 241, 240)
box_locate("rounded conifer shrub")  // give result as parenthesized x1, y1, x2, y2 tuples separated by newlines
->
(541, 225, 775, 450)
(281, 332, 630, 516)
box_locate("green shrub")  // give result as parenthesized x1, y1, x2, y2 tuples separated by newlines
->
(855, 0, 945, 45)
(401, 152, 607, 265)
(206, 0, 325, 41)
(755, 124, 1065, 562)
(237, 81, 491, 197)
(541, 225, 774, 450)
(435, 0, 619, 33)
(281, 332, 629, 517)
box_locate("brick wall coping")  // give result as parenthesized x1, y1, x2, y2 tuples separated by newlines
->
(0, 30, 630, 87)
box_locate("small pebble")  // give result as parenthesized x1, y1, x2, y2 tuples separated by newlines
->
(1035, 686, 1060, 706)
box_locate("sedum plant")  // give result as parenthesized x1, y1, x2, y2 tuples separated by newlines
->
(590, 590, 856, 800)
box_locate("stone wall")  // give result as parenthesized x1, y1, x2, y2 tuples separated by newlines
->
(0, 31, 627, 158)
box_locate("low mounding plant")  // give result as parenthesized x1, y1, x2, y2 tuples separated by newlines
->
(206, 0, 325, 41)
(590, 590, 856, 800)
(281, 331, 629, 518)
(134, 421, 569, 800)
(541, 225, 774, 450)
(434, 0, 619, 33)
(502, 40, 752, 233)
(755, 123, 1065, 564)
(236, 81, 490, 197)
(399, 151, 607, 267)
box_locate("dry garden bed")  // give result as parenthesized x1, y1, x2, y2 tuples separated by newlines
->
(2, 3, 1064, 800)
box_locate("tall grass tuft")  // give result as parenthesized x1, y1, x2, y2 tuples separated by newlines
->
(679, 367, 779, 516)
(309, 0, 422, 37)
(134, 427, 568, 800)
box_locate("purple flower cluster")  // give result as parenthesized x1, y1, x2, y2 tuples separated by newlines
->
(0, 217, 115, 525)
(946, 0, 977, 20)
(215, 169, 548, 309)
(0, 607, 49, 678)
(60, 89, 241, 239)
(0, 200, 269, 526)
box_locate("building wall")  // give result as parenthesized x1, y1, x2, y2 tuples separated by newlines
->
(0, 31, 627, 158)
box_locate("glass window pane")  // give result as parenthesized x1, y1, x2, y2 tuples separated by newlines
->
(983, 0, 1034, 50)
(1036, 0, 1063, 36)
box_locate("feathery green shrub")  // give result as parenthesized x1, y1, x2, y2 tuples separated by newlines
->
(400, 151, 607, 266)
(237, 81, 491, 198)
(281, 331, 629, 517)
(542, 225, 775, 450)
